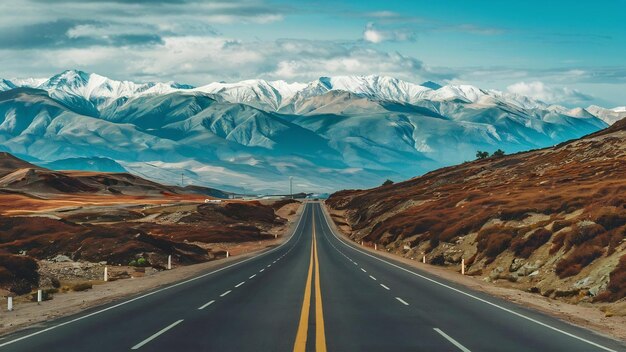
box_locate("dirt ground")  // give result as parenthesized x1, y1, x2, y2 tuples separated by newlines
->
(0, 202, 303, 336)
(323, 204, 626, 343)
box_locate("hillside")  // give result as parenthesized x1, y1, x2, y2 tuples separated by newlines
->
(0, 153, 297, 296)
(0, 152, 226, 198)
(327, 118, 626, 309)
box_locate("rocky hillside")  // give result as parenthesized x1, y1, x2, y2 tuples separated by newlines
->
(0, 153, 294, 295)
(327, 119, 626, 306)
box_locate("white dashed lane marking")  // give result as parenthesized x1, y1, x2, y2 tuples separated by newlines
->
(198, 300, 215, 310)
(395, 297, 409, 306)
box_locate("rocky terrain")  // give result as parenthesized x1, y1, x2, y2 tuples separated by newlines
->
(327, 118, 626, 315)
(0, 152, 298, 298)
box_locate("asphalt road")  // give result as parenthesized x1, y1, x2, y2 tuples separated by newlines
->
(1, 202, 624, 351)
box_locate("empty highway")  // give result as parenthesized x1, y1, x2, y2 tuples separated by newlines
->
(1, 202, 624, 351)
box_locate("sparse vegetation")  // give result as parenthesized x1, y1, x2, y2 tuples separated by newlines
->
(555, 244, 605, 278)
(596, 254, 626, 302)
(492, 149, 505, 158)
(382, 179, 394, 186)
(476, 151, 489, 160)
(511, 228, 552, 258)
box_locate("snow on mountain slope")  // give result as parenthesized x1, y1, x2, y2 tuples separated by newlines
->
(7, 70, 192, 116)
(0, 70, 616, 192)
(587, 105, 626, 125)
(0, 80, 16, 91)
(195, 79, 306, 111)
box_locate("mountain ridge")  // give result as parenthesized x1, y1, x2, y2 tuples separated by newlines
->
(0, 70, 616, 193)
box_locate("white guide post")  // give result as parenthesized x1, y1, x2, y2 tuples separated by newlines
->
(461, 258, 465, 275)
(167, 255, 172, 270)
(104, 266, 108, 282)
(37, 289, 42, 304)
(226, 251, 230, 258)
(422, 255, 426, 264)
(7, 297, 13, 311)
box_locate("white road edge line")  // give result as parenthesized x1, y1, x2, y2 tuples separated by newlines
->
(0, 202, 312, 349)
(360, 268, 366, 273)
(380, 284, 390, 290)
(260, 268, 265, 272)
(434, 328, 471, 352)
(319, 205, 618, 352)
(198, 300, 215, 310)
(395, 297, 409, 306)
(131, 319, 184, 350)
(369, 275, 377, 281)
(235, 282, 245, 288)
(249, 274, 256, 279)
(220, 290, 232, 297)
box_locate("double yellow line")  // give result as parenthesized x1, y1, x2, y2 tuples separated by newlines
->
(293, 206, 327, 352)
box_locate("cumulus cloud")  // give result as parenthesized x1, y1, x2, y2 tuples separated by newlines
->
(506, 81, 594, 105)
(13, 36, 449, 84)
(363, 23, 417, 43)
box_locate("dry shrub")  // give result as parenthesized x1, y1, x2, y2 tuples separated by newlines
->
(476, 226, 514, 262)
(595, 254, 626, 302)
(0, 254, 39, 294)
(565, 222, 605, 249)
(552, 219, 573, 233)
(549, 232, 567, 254)
(591, 208, 626, 231)
(69, 282, 93, 292)
(511, 228, 552, 258)
(555, 244, 604, 278)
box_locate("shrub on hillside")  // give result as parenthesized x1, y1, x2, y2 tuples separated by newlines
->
(565, 222, 605, 249)
(555, 244, 604, 278)
(595, 254, 626, 302)
(476, 226, 514, 263)
(511, 228, 552, 258)
(552, 219, 573, 233)
(0, 254, 39, 295)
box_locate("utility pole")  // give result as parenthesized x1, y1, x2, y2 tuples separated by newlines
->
(181, 171, 184, 187)
(289, 176, 293, 199)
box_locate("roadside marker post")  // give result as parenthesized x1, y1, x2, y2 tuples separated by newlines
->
(461, 259, 465, 275)
(104, 266, 108, 282)
(374, 244, 377, 250)
(422, 255, 426, 264)
(7, 297, 13, 311)
(226, 251, 230, 258)
(167, 255, 172, 270)
(37, 290, 42, 304)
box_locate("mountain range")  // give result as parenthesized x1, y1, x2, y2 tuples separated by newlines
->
(0, 70, 620, 193)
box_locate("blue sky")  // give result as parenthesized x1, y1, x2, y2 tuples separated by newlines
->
(0, 0, 624, 107)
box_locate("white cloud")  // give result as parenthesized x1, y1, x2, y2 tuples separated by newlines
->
(506, 81, 593, 105)
(5, 36, 446, 85)
(363, 23, 416, 43)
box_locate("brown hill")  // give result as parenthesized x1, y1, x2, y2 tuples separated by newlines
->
(0, 152, 43, 177)
(0, 152, 226, 197)
(327, 118, 626, 306)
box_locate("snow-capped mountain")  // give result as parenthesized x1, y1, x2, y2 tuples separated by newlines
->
(586, 105, 626, 125)
(0, 70, 619, 193)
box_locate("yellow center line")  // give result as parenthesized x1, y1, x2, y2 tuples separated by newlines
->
(313, 207, 327, 352)
(293, 205, 327, 352)
(293, 224, 314, 352)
